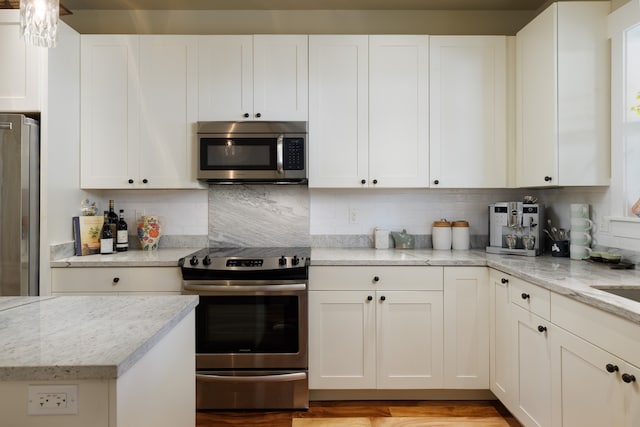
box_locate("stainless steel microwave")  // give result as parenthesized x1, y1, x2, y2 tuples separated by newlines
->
(196, 121, 307, 183)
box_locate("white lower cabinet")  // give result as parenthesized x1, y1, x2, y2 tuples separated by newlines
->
(511, 305, 553, 427)
(489, 271, 640, 427)
(308, 290, 376, 389)
(51, 267, 182, 295)
(550, 326, 632, 427)
(309, 266, 491, 391)
(376, 290, 443, 389)
(489, 269, 513, 405)
(308, 266, 444, 389)
(443, 267, 489, 389)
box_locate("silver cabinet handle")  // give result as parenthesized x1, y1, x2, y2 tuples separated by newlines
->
(182, 283, 306, 293)
(276, 134, 284, 174)
(196, 372, 306, 383)
(0, 122, 12, 130)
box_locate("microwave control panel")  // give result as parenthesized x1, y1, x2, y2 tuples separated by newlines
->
(283, 138, 305, 170)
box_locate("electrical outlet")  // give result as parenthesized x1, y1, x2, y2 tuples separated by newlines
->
(28, 385, 78, 415)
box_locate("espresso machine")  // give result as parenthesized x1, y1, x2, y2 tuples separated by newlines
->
(486, 201, 543, 256)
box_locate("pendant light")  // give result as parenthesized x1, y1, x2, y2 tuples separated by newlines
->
(19, 0, 59, 48)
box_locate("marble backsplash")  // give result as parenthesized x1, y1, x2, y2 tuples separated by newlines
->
(208, 185, 310, 247)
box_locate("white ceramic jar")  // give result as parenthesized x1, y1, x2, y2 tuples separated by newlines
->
(451, 220, 470, 250)
(432, 220, 452, 250)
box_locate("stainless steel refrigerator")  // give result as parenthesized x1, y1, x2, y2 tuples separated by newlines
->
(0, 114, 39, 296)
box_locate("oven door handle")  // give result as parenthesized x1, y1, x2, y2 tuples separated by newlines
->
(276, 134, 284, 174)
(196, 372, 307, 383)
(183, 283, 307, 293)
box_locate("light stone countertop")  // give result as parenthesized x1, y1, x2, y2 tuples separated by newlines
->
(311, 248, 640, 325)
(0, 295, 198, 381)
(50, 248, 201, 267)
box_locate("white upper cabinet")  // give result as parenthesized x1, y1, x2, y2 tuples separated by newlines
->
(0, 11, 43, 112)
(81, 35, 201, 189)
(309, 35, 429, 188)
(81, 35, 139, 189)
(308, 35, 369, 188)
(429, 36, 508, 188)
(198, 35, 308, 121)
(368, 35, 430, 188)
(137, 36, 199, 188)
(516, 2, 610, 187)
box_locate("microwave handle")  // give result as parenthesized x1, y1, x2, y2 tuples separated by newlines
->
(277, 134, 284, 174)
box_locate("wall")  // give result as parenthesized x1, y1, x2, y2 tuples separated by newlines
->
(61, 10, 534, 35)
(200, 185, 611, 249)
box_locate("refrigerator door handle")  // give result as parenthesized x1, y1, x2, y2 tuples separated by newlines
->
(0, 122, 13, 130)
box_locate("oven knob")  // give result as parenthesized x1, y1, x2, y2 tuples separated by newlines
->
(189, 256, 199, 266)
(292, 255, 300, 266)
(202, 255, 211, 266)
(279, 256, 287, 266)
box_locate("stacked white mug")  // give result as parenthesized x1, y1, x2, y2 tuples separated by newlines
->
(569, 203, 593, 260)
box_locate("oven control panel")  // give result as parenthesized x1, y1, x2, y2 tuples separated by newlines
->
(180, 248, 311, 281)
(227, 259, 264, 267)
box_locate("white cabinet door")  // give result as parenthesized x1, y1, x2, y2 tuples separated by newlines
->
(443, 267, 489, 389)
(253, 35, 308, 121)
(512, 305, 553, 427)
(0, 11, 42, 112)
(308, 290, 376, 389)
(430, 36, 508, 188)
(376, 290, 443, 389)
(198, 35, 253, 121)
(81, 35, 202, 189)
(81, 35, 139, 189)
(138, 36, 199, 188)
(550, 325, 626, 427)
(489, 270, 514, 407)
(308, 35, 369, 188)
(198, 35, 308, 121)
(516, 2, 610, 187)
(369, 35, 429, 188)
(516, 5, 557, 188)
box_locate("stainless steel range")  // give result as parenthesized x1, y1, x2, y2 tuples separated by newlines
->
(179, 247, 310, 410)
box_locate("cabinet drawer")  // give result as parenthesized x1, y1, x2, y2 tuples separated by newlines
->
(310, 266, 443, 291)
(510, 277, 550, 320)
(51, 267, 182, 294)
(552, 293, 640, 369)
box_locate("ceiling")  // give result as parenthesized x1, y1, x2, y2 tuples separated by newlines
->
(61, 0, 551, 11)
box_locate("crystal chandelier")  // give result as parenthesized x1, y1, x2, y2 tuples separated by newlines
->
(20, 0, 59, 48)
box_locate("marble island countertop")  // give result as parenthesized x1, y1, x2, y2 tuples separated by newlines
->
(0, 295, 198, 381)
(311, 248, 640, 325)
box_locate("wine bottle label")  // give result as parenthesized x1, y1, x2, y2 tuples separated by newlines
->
(100, 238, 114, 254)
(116, 230, 128, 250)
(117, 230, 128, 243)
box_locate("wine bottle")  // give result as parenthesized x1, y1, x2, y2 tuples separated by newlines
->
(108, 199, 118, 251)
(116, 209, 129, 252)
(100, 211, 114, 255)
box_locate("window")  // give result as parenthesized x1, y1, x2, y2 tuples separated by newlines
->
(604, 0, 640, 250)
(624, 23, 640, 216)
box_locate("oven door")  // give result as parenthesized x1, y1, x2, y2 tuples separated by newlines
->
(183, 282, 308, 370)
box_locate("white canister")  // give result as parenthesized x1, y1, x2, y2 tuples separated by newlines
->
(374, 228, 390, 249)
(451, 220, 470, 250)
(432, 220, 452, 250)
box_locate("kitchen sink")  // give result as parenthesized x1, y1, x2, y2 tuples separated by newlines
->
(593, 287, 640, 303)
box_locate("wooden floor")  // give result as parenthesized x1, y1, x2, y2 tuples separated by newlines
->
(196, 400, 523, 427)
